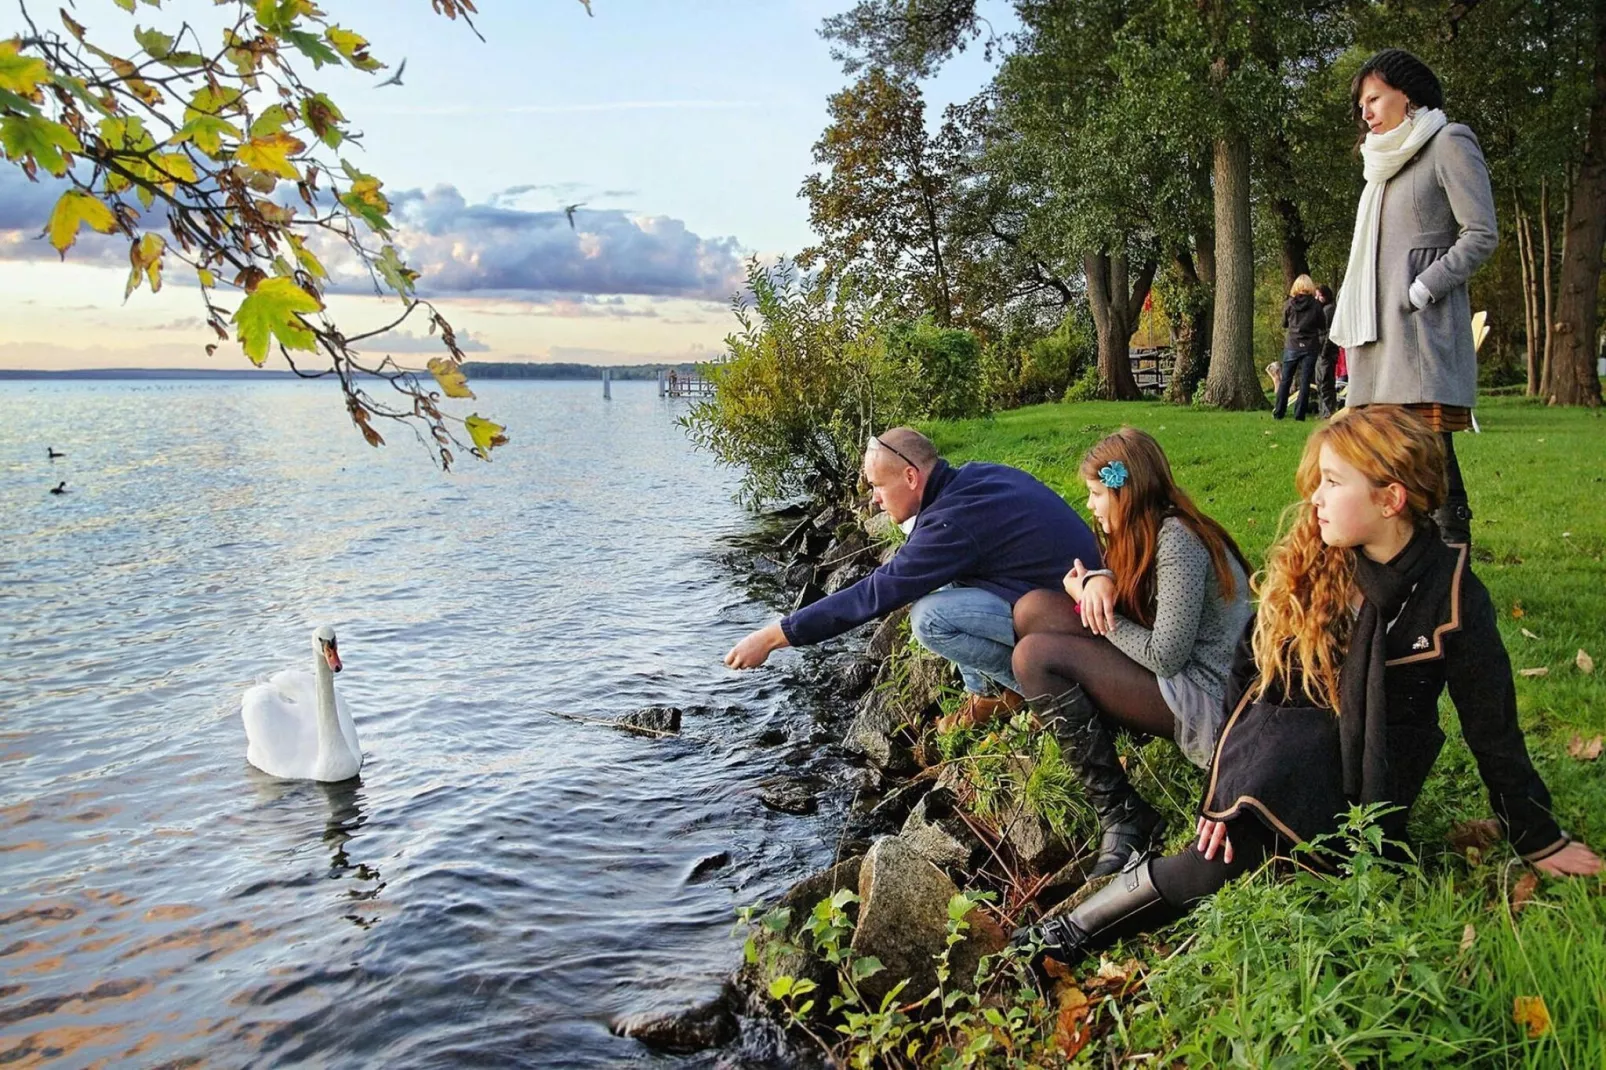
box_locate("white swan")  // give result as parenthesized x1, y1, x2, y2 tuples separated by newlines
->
(242, 626, 363, 782)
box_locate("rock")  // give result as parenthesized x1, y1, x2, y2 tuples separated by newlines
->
(791, 582, 825, 613)
(899, 787, 985, 872)
(758, 775, 819, 815)
(617, 706, 682, 734)
(847, 776, 934, 840)
(777, 516, 813, 550)
(850, 837, 1008, 1008)
(836, 657, 876, 700)
(611, 989, 739, 1053)
(998, 807, 1073, 873)
(811, 505, 840, 531)
(863, 511, 897, 543)
(845, 686, 913, 773)
(820, 530, 869, 570)
(734, 855, 863, 1015)
(1033, 855, 1094, 908)
(782, 557, 814, 589)
(800, 529, 832, 559)
(754, 727, 788, 747)
(823, 560, 874, 596)
(865, 606, 911, 662)
(687, 851, 733, 883)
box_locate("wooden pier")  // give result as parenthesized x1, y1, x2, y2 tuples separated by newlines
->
(658, 369, 716, 398)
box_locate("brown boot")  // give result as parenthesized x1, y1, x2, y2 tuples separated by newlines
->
(937, 688, 1025, 733)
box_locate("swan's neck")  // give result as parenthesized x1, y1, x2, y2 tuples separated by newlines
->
(313, 657, 342, 752)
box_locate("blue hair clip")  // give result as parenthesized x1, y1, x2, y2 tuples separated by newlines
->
(1098, 460, 1128, 489)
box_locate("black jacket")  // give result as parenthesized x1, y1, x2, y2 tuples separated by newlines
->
(1203, 544, 1566, 862)
(1283, 293, 1326, 354)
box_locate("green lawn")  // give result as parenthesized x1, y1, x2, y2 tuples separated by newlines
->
(920, 395, 1606, 1066)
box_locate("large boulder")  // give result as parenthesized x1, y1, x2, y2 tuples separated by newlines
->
(617, 706, 682, 734)
(757, 775, 820, 815)
(898, 787, 985, 873)
(611, 989, 739, 1053)
(844, 654, 951, 771)
(849, 837, 1007, 1009)
(865, 605, 910, 663)
(823, 560, 874, 596)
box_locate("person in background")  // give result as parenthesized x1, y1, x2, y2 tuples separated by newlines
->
(725, 428, 1099, 729)
(1313, 284, 1341, 418)
(1011, 407, 1600, 972)
(1011, 429, 1253, 879)
(1329, 48, 1498, 546)
(1274, 274, 1327, 421)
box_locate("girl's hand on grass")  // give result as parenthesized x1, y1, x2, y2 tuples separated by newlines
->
(1196, 816, 1235, 864)
(1532, 839, 1604, 878)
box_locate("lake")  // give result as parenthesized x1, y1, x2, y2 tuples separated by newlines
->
(0, 379, 853, 1067)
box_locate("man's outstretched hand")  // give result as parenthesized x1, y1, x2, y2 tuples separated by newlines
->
(725, 622, 790, 669)
(1533, 839, 1604, 877)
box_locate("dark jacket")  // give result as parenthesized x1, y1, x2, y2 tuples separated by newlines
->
(780, 459, 1099, 648)
(1283, 293, 1326, 354)
(1203, 544, 1566, 862)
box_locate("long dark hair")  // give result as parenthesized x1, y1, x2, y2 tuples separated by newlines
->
(1351, 49, 1444, 136)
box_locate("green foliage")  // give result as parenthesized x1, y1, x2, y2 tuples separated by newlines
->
(682, 258, 904, 506)
(1, 0, 505, 466)
(885, 318, 986, 420)
(1018, 319, 1093, 405)
(1061, 364, 1102, 405)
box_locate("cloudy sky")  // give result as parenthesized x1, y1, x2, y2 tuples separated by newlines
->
(0, 0, 1008, 370)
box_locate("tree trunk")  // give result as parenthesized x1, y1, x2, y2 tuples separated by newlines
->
(1551, 7, 1606, 408)
(1515, 193, 1540, 395)
(1084, 249, 1143, 400)
(1201, 134, 1264, 409)
(1539, 177, 1556, 396)
(1165, 245, 1212, 404)
(1264, 137, 1312, 288)
(917, 180, 953, 326)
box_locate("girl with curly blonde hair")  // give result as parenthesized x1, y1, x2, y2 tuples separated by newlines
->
(1014, 407, 1600, 972)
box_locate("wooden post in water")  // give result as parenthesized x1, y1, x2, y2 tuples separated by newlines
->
(658, 368, 667, 397)
(603, 367, 612, 400)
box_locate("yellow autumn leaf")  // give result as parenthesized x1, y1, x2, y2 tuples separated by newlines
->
(1577, 649, 1595, 674)
(0, 37, 51, 95)
(464, 414, 507, 455)
(154, 151, 198, 187)
(232, 276, 323, 366)
(1512, 995, 1551, 1039)
(125, 232, 165, 297)
(236, 131, 305, 180)
(197, 267, 216, 288)
(46, 190, 118, 256)
(427, 357, 475, 399)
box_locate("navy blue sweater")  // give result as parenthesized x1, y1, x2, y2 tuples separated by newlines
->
(781, 460, 1100, 647)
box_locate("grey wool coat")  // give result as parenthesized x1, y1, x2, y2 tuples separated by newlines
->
(1346, 123, 1498, 409)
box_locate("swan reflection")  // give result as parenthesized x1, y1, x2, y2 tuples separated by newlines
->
(244, 772, 384, 928)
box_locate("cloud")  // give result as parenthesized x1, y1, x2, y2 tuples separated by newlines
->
(356, 327, 489, 353)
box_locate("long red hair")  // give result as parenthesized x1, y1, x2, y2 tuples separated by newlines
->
(1079, 428, 1250, 629)
(1251, 407, 1447, 709)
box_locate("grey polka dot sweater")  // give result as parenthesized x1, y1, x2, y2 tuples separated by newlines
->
(1106, 516, 1252, 699)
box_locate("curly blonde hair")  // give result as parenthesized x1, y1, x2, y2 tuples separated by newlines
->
(1251, 407, 1447, 709)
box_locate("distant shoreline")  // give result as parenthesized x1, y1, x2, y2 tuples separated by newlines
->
(0, 361, 707, 382)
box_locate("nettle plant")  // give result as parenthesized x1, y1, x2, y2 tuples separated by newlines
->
(0, 0, 571, 465)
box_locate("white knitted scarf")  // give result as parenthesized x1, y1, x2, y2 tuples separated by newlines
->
(1329, 108, 1448, 349)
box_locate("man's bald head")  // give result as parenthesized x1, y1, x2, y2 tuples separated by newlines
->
(867, 428, 940, 473)
(862, 428, 941, 524)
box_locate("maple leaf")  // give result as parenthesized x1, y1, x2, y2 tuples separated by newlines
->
(1052, 984, 1092, 1059)
(236, 131, 305, 180)
(0, 38, 51, 96)
(324, 26, 383, 71)
(1512, 995, 1551, 1039)
(46, 189, 118, 256)
(1567, 734, 1603, 761)
(1, 114, 83, 176)
(232, 276, 323, 365)
(427, 357, 474, 399)
(464, 414, 507, 455)
(375, 244, 417, 295)
(125, 232, 166, 297)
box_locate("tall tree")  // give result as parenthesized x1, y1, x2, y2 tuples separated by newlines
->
(1, 0, 518, 464)
(1549, 2, 1606, 407)
(800, 68, 956, 325)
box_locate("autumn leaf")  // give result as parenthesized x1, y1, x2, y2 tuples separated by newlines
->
(1520, 628, 1539, 640)
(1567, 734, 1603, 761)
(1576, 649, 1595, 674)
(464, 414, 507, 454)
(125, 232, 165, 297)
(46, 189, 118, 256)
(133, 26, 175, 60)
(1459, 923, 1475, 954)
(300, 92, 346, 148)
(1447, 818, 1503, 853)
(0, 38, 51, 96)
(1511, 601, 1525, 619)
(324, 26, 383, 71)
(1052, 984, 1092, 1060)
(375, 244, 416, 295)
(236, 131, 305, 180)
(232, 276, 323, 365)
(0, 114, 83, 176)
(1518, 667, 1549, 678)
(1510, 871, 1539, 914)
(427, 357, 475, 399)
(1512, 995, 1551, 1039)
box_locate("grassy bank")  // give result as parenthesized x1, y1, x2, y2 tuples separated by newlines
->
(915, 396, 1606, 1065)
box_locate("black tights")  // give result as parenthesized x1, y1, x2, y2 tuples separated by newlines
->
(1148, 818, 1282, 908)
(1010, 589, 1175, 741)
(1443, 431, 1467, 503)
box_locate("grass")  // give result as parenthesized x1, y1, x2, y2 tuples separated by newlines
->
(915, 395, 1606, 1066)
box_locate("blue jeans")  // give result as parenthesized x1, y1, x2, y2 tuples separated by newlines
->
(908, 586, 1021, 696)
(1273, 347, 1317, 421)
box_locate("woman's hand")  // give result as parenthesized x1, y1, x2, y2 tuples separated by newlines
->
(1079, 573, 1117, 636)
(1062, 559, 1087, 601)
(1532, 839, 1604, 878)
(1196, 816, 1235, 864)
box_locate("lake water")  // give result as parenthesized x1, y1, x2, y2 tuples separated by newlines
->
(0, 379, 854, 1068)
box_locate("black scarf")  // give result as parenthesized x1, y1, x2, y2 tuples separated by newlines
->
(1338, 525, 1443, 802)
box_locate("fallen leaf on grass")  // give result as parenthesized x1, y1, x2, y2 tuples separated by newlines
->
(1520, 628, 1540, 641)
(1513, 994, 1551, 1039)
(1053, 985, 1092, 1060)
(1518, 667, 1550, 678)
(1459, 922, 1476, 953)
(1511, 601, 1525, 619)
(1577, 649, 1595, 674)
(1447, 818, 1503, 853)
(1041, 956, 1076, 984)
(1511, 871, 1539, 914)
(1567, 734, 1603, 761)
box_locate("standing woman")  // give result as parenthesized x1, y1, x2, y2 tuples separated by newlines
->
(1011, 429, 1253, 879)
(1329, 49, 1497, 545)
(1274, 274, 1327, 421)
(1313, 284, 1341, 418)
(1012, 408, 1601, 971)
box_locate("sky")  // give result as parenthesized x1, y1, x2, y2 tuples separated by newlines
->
(0, 0, 1013, 370)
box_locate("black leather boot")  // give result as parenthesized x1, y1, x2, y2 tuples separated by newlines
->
(1033, 687, 1164, 879)
(1010, 851, 1179, 976)
(1433, 494, 1472, 547)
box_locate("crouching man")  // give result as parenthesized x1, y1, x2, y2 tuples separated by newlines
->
(724, 428, 1099, 728)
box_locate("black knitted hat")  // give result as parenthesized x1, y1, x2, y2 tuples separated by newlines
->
(1351, 49, 1445, 116)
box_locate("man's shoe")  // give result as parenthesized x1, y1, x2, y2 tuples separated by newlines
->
(937, 688, 1026, 733)
(1009, 851, 1176, 979)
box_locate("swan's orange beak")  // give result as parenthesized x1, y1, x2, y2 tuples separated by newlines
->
(324, 642, 343, 673)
